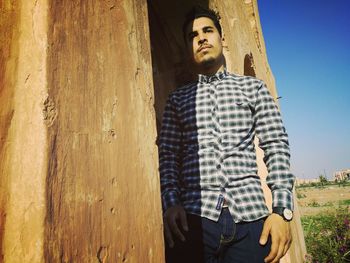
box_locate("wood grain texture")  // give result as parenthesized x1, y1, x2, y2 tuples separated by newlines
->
(44, 0, 164, 262)
(0, 0, 48, 262)
(0, 1, 19, 261)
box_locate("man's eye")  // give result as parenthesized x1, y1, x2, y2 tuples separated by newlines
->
(188, 34, 196, 40)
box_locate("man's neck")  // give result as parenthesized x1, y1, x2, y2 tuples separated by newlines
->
(196, 57, 225, 76)
(199, 64, 225, 76)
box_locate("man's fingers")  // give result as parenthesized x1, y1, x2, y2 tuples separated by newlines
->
(163, 206, 188, 245)
(282, 236, 292, 256)
(264, 237, 279, 262)
(168, 216, 186, 242)
(179, 209, 189, 232)
(271, 241, 285, 263)
(259, 221, 271, 245)
(164, 221, 174, 248)
(266, 234, 291, 263)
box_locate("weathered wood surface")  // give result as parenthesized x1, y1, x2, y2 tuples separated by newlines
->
(1, 0, 164, 262)
(44, 0, 164, 262)
(1, 0, 48, 261)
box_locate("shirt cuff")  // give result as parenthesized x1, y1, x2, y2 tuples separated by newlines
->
(271, 189, 294, 211)
(162, 190, 180, 212)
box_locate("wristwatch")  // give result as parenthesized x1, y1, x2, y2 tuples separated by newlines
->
(272, 207, 293, 221)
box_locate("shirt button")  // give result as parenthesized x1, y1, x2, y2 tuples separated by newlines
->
(217, 164, 221, 169)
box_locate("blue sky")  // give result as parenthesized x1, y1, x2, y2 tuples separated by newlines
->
(258, 1, 350, 179)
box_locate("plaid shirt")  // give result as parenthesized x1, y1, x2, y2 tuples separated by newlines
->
(158, 69, 295, 222)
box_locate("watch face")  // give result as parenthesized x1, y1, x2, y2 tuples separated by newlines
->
(283, 209, 293, 220)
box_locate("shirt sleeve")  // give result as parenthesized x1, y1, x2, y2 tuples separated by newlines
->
(158, 94, 182, 212)
(253, 82, 295, 211)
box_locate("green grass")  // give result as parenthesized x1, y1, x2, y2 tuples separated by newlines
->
(307, 200, 320, 207)
(339, 199, 350, 206)
(296, 181, 350, 189)
(304, 199, 350, 208)
(302, 208, 350, 263)
(297, 192, 307, 199)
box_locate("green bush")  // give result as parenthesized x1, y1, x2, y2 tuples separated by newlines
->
(324, 201, 334, 207)
(302, 208, 350, 263)
(308, 200, 321, 207)
(339, 199, 350, 206)
(297, 191, 307, 199)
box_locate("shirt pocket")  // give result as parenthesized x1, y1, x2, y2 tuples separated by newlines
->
(219, 95, 254, 147)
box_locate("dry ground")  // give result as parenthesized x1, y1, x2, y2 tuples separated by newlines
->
(296, 184, 350, 216)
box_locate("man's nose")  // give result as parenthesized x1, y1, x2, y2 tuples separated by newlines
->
(198, 38, 207, 45)
(198, 33, 207, 44)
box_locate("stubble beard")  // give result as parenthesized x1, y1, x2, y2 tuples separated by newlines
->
(197, 54, 224, 74)
(201, 56, 216, 68)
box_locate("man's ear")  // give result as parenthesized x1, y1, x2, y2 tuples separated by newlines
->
(221, 36, 228, 51)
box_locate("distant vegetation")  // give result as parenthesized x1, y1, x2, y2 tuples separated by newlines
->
(305, 199, 350, 208)
(296, 178, 350, 189)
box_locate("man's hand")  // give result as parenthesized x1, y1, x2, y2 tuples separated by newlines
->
(259, 213, 292, 263)
(163, 205, 189, 248)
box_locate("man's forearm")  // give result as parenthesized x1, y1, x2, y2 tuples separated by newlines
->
(254, 82, 295, 210)
(159, 95, 182, 211)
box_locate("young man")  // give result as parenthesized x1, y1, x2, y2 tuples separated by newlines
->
(158, 6, 295, 263)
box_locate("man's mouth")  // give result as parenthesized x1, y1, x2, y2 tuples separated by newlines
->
(198, 45, 212, 53)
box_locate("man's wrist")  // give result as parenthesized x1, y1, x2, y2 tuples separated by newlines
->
(272, 207, 293, 221)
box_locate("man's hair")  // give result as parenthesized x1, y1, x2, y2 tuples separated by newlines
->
(182, 6, 222, 41)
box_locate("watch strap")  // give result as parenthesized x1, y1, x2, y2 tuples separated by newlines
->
(272, 207, 285, 215)
(272, 207, 293, 221)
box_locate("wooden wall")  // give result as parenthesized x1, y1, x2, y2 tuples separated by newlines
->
(0, 0, 164, 262)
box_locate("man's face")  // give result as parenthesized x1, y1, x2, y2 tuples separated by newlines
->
(185, 17, 224, 70)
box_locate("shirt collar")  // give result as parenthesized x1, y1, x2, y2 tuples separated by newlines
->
(198, 68, 228, 84)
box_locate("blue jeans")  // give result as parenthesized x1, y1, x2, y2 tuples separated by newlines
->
(165, 208, 271, 263)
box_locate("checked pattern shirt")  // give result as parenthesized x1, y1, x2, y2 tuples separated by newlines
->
(158, 69, 295, 222)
